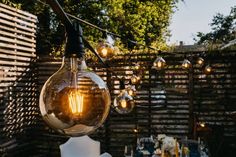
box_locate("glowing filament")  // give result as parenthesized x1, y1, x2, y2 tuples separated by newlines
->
(199, 122, 205, 127)
(120, 100, 127, 108)
(183, 63, 188, 68)
(157, 61, 162, 68)
(101, 48, 108, 57)
(128, 90, 134, 96)
(206, 67, 211, 72)
(69, 91, 84, 114)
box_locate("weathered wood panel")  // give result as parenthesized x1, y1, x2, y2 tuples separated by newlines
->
(0, 3, 37, 157)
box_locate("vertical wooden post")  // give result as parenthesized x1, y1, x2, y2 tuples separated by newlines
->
(188, 56, 194, 139)
(105, 67, 111, 153)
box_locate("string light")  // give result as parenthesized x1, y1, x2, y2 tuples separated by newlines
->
(204, 65, 212, 74)
(96, 41, 115, 59)
(197, 57, 204, 66)
(199, 122, 206, 128)
(131, 75, 141, 85)
(182, 59, 191, 69)
(152, 56, 166, 70)
(126, 85, 136, 97)
(113, 79, 135, 114)
(134, 63, 141, 71)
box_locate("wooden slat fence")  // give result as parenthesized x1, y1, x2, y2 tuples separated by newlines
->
(0, 3, 37, 156)
(35, 51, 236, 157)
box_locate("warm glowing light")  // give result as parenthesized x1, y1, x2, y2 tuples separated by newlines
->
(101, 48, 108, 57)
(157, 61, 162, 68)
(96, 42, 114, 59)
(133, 129, 138, 133)
(204, 65, 212, 74)
(40, 58, 111, 136)
(126, 85, 136, 97)
(113, 90, 135, 114)
(128, 90, 133, 96)
(121, 100, 127, 108)
(68, 91, 84, 115)
(134, 63, 141, 70)
(197, 57, 204, 66)
(199, 122, 205, 128)
(182, 59, 191, 69)
(152, 57, 166, 70)
(131, 75, 140, 84)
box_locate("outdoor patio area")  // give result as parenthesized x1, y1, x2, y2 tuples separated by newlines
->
(0, 1, 236, 157)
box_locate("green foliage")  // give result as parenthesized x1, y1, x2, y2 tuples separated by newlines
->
(194, 6, 236, 49)
(0, 0, 180, 56)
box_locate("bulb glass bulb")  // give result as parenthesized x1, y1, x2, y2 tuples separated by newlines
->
(197, 57, 204, 65)
(134, 63, 141, 70)
(113, 90, 135, 114)
(39, 56, 111, 136)
(131, 75, 141, 84)
(182, 59, 191, 69)
(152, 57, 166, 70)
(126, 85, 136, 96)
(204, 65, 212, 74)
(96, 42, 114, 59)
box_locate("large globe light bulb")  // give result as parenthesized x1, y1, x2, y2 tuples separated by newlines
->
(39, 55, 111, 136)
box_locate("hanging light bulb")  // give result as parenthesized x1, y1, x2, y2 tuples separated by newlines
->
(204, 65, 212, 74)
(197, 57, 204, 66)
(113, 90, 135, 114)
(39, 2, 111, 137)
(40, 56, 111, 136)
(133, 128, 139, 133)
(182, 59, 192, 69)
(96, 41, 114, 59)
(199, 122, 206, 128)
(152, 56, 166, 70)
(126, 85, 136, 97)
(134, 63, 141, 71)
(131, 75, 141, 85)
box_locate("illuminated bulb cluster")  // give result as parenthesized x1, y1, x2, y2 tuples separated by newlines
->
(113, 90, 135, 114)
(96, 41, 115, 59)
(152, 57, 166, 70)
(40, 57, 111, 136)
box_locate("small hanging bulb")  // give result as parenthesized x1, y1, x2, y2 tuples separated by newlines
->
(197, 57, 204, 66)
(204, 65, 212, 74)
(199, 122, 206, 128)
(113, 79, 135, 114)
(96, 41, 114, 59)
(133, 128, 138, 133)
(152, 56, 166, 70)
(126, 85, 136, 97)
(131, 75, 141, 85)
(134, 63, 141, 71)
(113, 90, 135, 114)
(182, 59, 192, 69)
